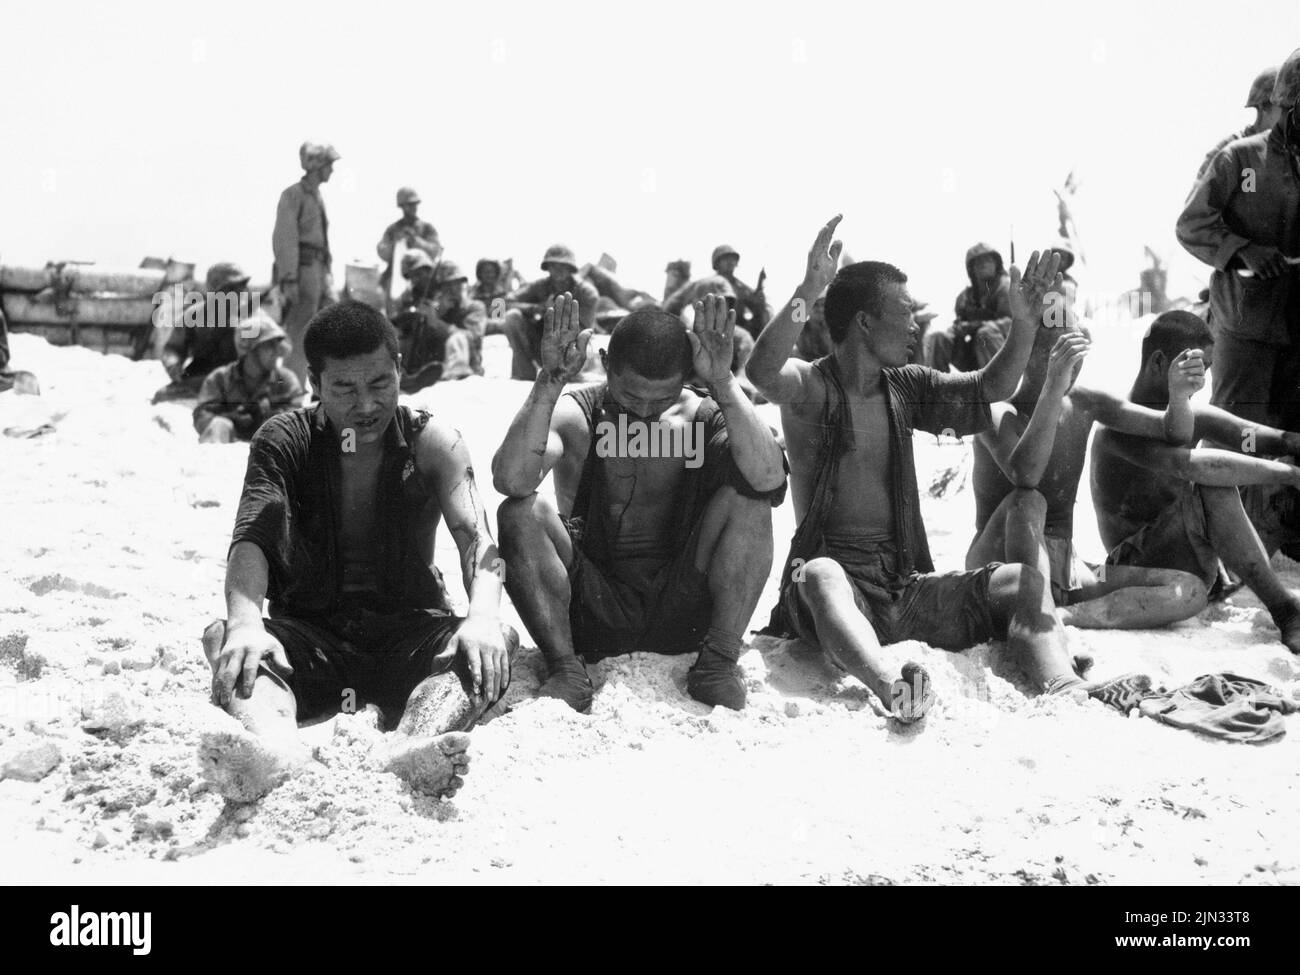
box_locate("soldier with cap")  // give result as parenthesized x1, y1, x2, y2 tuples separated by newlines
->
(1195, 66, 1284, 180)
(153, 262, 251, 401)
(273, 140, 340, 384)
(1177, 48, 1300, 431)
(397, 250, 439, 307)
(377, 187, 442, 297)
(194, 311, 304, 443)
(501, 244, 600, 380)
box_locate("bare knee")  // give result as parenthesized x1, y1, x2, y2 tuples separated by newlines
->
(497, 494, 552, 542)
(201, 619, 226, 667)
(1009, 487, 1047, 522)
(1172, 573, 1209, 615)
(798, 557, 853, 607)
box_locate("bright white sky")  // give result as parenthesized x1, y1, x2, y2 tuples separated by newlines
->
(3, 0, 1296, 313)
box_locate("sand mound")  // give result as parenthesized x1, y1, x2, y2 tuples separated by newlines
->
(2, 332, 1298, 884)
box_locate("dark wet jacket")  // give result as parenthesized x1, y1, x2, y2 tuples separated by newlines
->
(1177, 113, 1300, 346)
(230, 405, 450, 618)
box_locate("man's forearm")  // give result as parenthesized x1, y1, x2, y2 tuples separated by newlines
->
(711, 374, 785, 490)
(1163, 396, 1195, 445)
(1008, 395, 1065, 487)
(980, 312, 1036, 402)
(749, 284, 815, 387)
(492, 375, 563, 495)
(224, 541, 269, 630)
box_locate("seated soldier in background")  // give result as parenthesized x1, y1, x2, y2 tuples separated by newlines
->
(493, 295, 787, 713)
(200, 300, 516, 802)
(153, 262, 249, 401)
(1092, 310, 1300, 654)
(924, 242, 1012, 373)
(471, 258, 510, 332)
(502, 245, 601, 380)
(194, 313, 304, 443)
(748, 217, 1150, 725)
(392, 259, 488, 391)
(968, 309, 1210, 629)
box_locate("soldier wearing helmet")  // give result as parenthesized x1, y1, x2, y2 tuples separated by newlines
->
(272, 141, 341, 383)
(153, 261, 253, 401)
(392, 260, 488, 390)
(1177, 47, 1300, 432)
(193, 311, 304, 443)
(501, 244, 600, 380)
(1195, 66, 1283, 180)
(376, 187, 442, 301)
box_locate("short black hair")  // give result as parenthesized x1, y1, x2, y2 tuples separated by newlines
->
(1141, 310, 1213, 367)
(823, 261, 908, 344)
(303, 300, 401, 376)
(606, 307, 693, 379)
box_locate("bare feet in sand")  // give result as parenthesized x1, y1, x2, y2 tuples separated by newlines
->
(198, 728, 309, 803)
(539, 656, 594, 713)
(383, 731, 472, 799)
(1271, 604, 1300, 655)
(889, 662, 934, 725)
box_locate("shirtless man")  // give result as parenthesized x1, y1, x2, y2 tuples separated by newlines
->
(493, 295, 787, 712)
(200, 300, 516, 802)
(1091, 310, 1300, 654)
(748, 217, 1148, 723)
(967, 315, 1210, 628)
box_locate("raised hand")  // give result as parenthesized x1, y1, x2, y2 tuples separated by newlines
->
(1167, 348, 1207, 401)
(689, 293, 737, 387)
(1008, 250, 1064, 327)
(803, 215, 844, 294)
(1044, 332, 1090, 394)
(538, 292, 592, 382)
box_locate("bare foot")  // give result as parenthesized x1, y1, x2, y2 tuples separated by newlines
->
(198, 728, 307, 803)
(383, 731, 472, 799)
(1271, 604, 1300, 655)
(888, 662, 934, 725)
(539, 656, 594, 713)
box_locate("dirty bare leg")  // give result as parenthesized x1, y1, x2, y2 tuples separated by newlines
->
(986, 565, 1152, 710)
(797, 558, 933, 723)
(1058, 565, 1208, 629)
(198, 620, 308, 802)
(1200, 484, 1300, 651)
(683, 486, 772, 709)
(496, 494, 593, 710)
(383, 625, 520, 799)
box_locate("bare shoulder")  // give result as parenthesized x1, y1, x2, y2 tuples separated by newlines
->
(552, 389, 593, 456)
(414, 416, 473, 480)
(779, 358, 829, 415)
